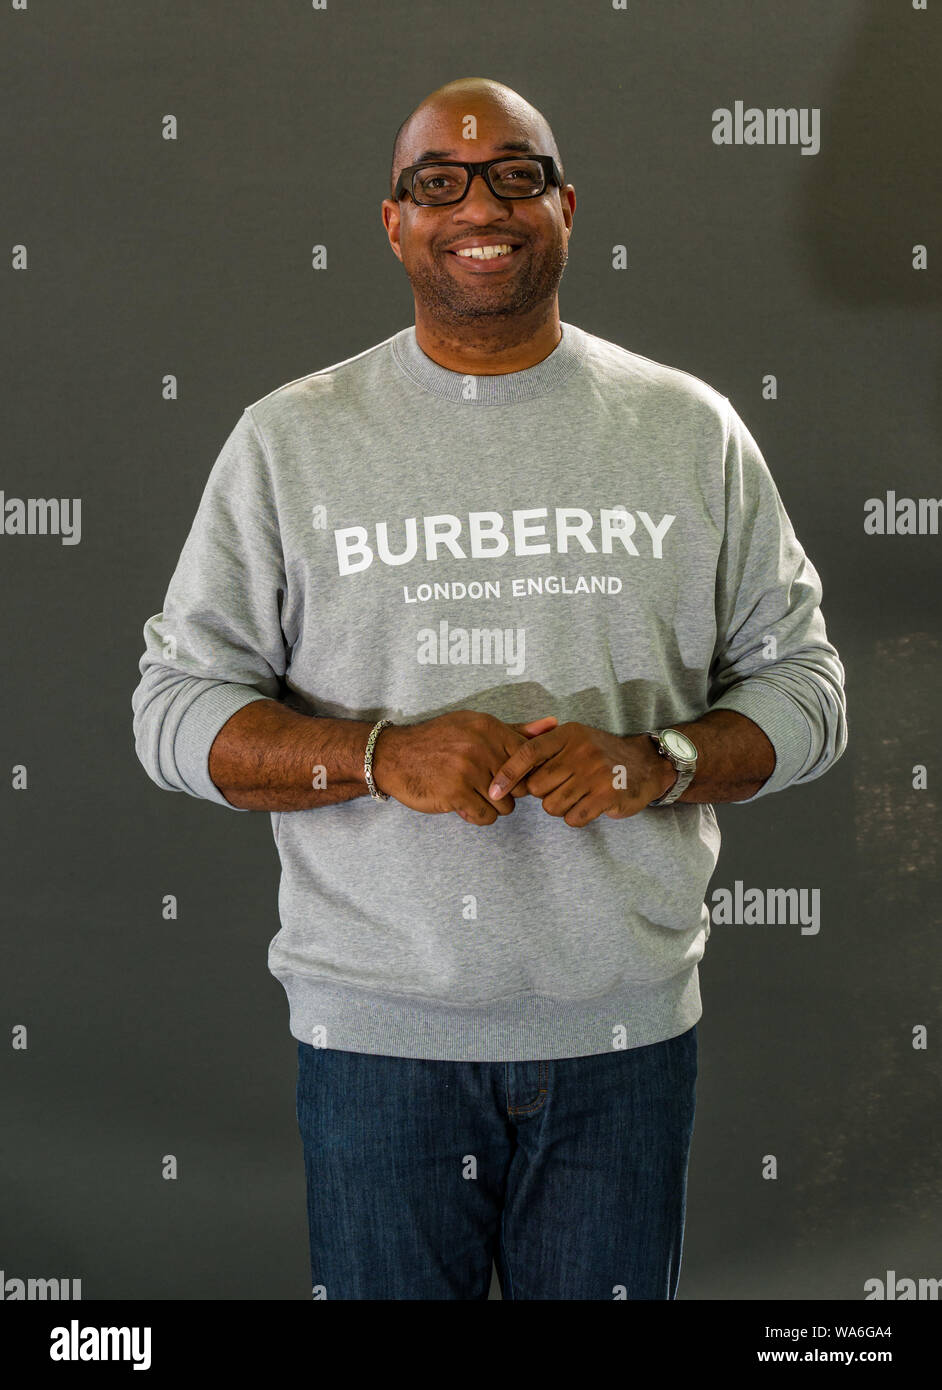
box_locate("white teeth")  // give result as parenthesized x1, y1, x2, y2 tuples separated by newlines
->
(454, 244, 515, 259)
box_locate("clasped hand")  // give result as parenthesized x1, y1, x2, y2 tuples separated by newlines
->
(482, 717, 669, 828)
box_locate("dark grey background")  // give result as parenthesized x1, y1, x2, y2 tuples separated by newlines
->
(2, 0, 939, 1299)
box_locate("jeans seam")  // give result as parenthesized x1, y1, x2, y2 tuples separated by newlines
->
(506, 1058, 549, 1114)
(499, 1205, 514, 1300)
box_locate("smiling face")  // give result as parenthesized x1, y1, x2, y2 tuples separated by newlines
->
(382, 92, 575, 331)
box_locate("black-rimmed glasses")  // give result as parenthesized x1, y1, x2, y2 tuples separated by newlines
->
(394, 155, 563, 207)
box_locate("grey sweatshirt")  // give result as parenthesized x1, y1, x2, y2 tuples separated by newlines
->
(131, 322, 847, 1061)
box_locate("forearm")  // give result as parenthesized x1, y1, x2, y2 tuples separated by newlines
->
(208, 698, 376, 811)
(638, 708, 777, 804)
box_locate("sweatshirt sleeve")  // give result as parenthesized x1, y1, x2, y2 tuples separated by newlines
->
(704, 398, 848, 802)
(131, 408, 287, 811)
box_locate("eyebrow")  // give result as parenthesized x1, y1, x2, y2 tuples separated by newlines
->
(411, 140, 539, 162)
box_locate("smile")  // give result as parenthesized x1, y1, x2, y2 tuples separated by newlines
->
(446, 243, 521, 269)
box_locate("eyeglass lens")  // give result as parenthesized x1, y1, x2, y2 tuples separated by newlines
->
(412, 159, 546, 205)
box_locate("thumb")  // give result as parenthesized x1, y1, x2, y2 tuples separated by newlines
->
(513, 715, 558, 738)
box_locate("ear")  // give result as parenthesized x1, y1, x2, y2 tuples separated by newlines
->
(381, 199, 404, 263)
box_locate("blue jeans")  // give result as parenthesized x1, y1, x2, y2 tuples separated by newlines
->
(295, 1023, 698, 1300)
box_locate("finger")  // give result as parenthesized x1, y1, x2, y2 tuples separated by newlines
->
(490, 722, 554, 799)
(562, 790, 620, 828)
(522, 751, 575, 799)
(458, 786, 514, 823)
(535, 772, 583, 818)
(490, 730, 560, 801)
(514, 716, 558, 738)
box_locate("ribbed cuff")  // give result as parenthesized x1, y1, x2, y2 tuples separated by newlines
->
(173, 684, 273, 810)
(706, 680, 813, 802)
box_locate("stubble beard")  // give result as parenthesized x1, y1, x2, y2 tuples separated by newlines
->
(405, 235, 570, 330)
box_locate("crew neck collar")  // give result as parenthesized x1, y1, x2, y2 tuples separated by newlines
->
(391, 321, 589, 405)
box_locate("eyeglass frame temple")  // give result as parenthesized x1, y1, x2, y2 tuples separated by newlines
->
(392, 155, 563, 204)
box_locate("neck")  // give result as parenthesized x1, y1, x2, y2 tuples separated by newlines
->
(413, 302, 563, 375)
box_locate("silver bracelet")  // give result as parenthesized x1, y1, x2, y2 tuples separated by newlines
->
(364, 719, 394, 801)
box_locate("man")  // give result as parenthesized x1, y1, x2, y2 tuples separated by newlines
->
(132, 77, 847, 1301)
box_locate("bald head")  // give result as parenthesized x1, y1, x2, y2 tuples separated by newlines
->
(389, 78, 564, 198)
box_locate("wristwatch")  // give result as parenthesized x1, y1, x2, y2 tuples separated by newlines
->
(646, 727, 698, 806)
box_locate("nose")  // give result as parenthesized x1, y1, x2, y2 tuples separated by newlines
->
(453, 172, 511, 219)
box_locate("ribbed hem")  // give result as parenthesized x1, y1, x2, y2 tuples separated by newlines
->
(172, 684, 272, 809)
(390, 321, 590, 405)
(708, 679, 813, 801)
(272, 962, 702, 1061)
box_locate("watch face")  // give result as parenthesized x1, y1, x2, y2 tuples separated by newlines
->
(663, 729, 697, 761)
